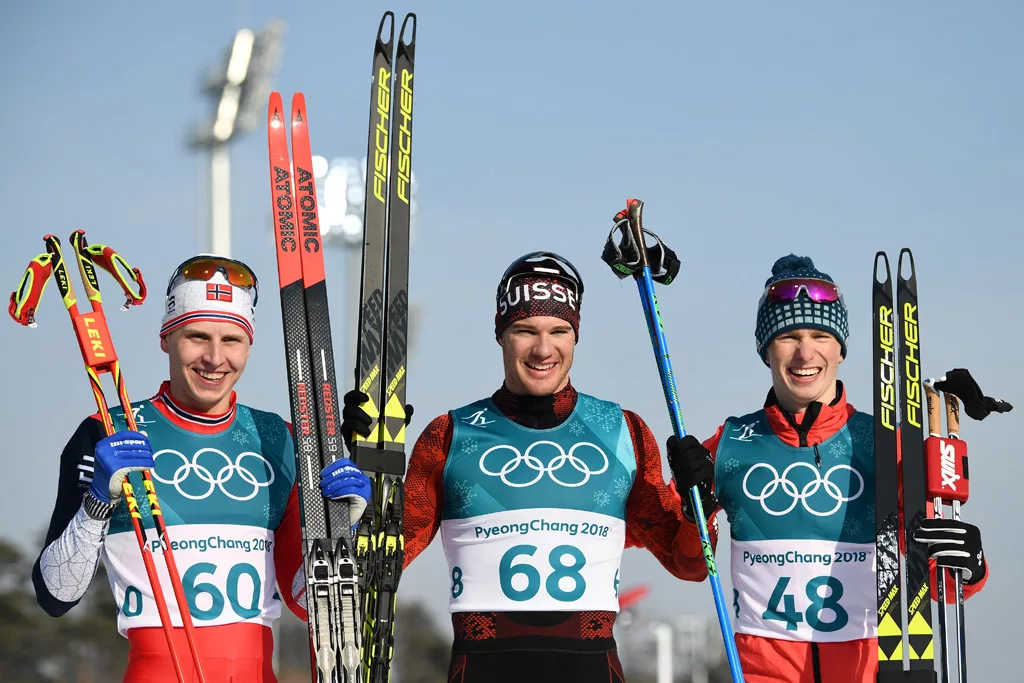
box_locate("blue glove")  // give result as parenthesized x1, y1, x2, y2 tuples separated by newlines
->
(91, 431, 155, 505)
(320, 458, 372, 525)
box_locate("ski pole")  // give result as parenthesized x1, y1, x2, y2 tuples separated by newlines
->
(600, 198, 746, 683)
(9, 232, 206, 683)
(923, 380, 953, 682)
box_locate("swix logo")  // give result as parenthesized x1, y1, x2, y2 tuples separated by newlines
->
(940, 441, 960, 491)
(462, 409, 495, 427)
(498, 281, 577, 316)
(729, 423, 759, 442)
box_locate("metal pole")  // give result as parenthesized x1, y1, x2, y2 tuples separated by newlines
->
(652, 622, 674, 683)
(210, 143, 231, 256)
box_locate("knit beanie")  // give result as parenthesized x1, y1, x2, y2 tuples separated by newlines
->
(754, 254, 848, 363)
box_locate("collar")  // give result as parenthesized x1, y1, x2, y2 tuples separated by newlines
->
(152, 381, 237, 434)
(763, 380, 855, 447)
(491, 380, 578, 429)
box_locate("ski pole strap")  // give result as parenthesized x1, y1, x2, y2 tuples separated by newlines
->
(8, 252, 53, 326)
(71, 230, 147, 310)
(601, 200, 680, 285)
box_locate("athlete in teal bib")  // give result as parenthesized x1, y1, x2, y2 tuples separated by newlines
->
(33, 256, 372, 683)
(337, 251, 714, 683)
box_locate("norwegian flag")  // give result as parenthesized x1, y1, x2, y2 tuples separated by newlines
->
(206, 283, 233, 302)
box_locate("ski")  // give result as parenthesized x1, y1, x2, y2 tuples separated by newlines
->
(268, 91, 361, 683)
(874, 252, 905, 680)
(874, 249, 936, 682)
(895, 249, 936, 676)
(351, 11, 417, 683)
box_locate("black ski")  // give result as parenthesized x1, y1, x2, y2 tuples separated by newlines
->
(351, 11, 417, 683)
(874, 249, 937, 682)
(874, 252, 905, 679)
(269, 91, 361, 683)
(896, 249, 936, 676)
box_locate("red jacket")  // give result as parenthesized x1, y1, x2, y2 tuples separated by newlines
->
(657, 385, 987, 683)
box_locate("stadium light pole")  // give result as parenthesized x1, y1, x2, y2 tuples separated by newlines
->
(188, 20, 285, 256)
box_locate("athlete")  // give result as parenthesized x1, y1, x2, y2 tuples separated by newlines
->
(665, 254, 993, 683)
(33, 255, 372, 683)
(335, 251, 715, 683)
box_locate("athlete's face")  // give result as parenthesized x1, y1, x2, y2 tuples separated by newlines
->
(161, 321, 251, 414)
(499, 316, 575, 396)
(766, 328, 843, 414)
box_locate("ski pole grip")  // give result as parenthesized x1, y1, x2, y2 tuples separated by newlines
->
(8, 252, 53, 326)
(924, 380, 942, 436)
(944, 392, 961, 438)
(625, 198, 650, 270)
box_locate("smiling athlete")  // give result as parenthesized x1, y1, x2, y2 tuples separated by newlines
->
(33, 255, 371, 683)
(334, 251, 714, 683)
(664, 254, 991, 683)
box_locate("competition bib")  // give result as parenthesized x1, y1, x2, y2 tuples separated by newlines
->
(731, 539, 876, 642)
(103, 524, 281, 635)
(442, 508, 625, 612)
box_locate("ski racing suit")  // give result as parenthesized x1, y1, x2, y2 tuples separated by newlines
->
(34, 383, 308, 683)
(667, 382, 989, 683)
(402, 382, 713, 683)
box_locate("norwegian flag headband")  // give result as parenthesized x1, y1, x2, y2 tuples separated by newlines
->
(160, 255, 258, 343)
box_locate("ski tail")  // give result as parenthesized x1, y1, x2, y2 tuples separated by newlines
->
(896, 249, 936, 672)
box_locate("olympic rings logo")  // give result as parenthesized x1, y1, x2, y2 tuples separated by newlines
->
(742, 462, 864, 517)
(152, 448, 275, 501)
(479, 441, 609, 488)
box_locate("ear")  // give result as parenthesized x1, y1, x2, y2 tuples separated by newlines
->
(159, 334, 170, 354)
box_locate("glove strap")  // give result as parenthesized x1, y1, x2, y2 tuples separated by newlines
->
(83, 491, 115, 521)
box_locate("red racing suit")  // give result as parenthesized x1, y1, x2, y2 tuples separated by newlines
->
(662, 384, 988, 683)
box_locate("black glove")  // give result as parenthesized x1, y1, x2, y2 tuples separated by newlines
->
(932, 368, 1013, 421)
(666, 434, 717, 522)
(341, 389, 415, 447)
(912, 517, 987, 585)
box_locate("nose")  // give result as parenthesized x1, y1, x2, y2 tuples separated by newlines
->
(531, 332, 555, 358)
(203, 339, 226, 367)
(793, 338, 815, 361)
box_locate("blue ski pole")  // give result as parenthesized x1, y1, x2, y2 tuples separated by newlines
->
(600, 197, 746, 683)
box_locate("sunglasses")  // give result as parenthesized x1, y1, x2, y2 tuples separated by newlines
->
(168, 256, 259, 304)
(759, 278, 842, 308)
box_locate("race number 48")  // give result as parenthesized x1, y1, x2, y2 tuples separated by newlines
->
(762, 575, 848, 633)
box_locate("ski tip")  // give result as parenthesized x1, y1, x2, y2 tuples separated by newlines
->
(268, 92, 285, 127)
(291, 92, 306, 124)
(377, 11, 396, 44)
(896, 248, 916, 282)
(399, 12, 417, 46)
(873, 251, 891, 284)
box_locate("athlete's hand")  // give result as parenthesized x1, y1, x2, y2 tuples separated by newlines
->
(320, 458, 372, 523)
(340, 389, 414, 447)
(91, 431, 155, 505)
(913, 517, 988, 585)
(666, 435, 717, 522)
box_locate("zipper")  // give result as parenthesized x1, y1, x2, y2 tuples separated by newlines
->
(813, 443, 822, 469)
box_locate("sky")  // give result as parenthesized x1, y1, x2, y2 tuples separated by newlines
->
(2, 1, 1022, 678)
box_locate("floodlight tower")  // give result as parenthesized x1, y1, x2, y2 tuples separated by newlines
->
(188, 20, 285, 256)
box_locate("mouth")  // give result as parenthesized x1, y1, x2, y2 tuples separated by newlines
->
(787, 367, 822, 383)
(523, 361, 556, 376)
(192, 368, 228, 386)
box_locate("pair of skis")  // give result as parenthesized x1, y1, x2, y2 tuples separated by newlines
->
(873, 249, 936, 682)
(267, 10, 416, 683)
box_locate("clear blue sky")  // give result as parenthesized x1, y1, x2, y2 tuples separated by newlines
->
(2, 1, 1021, 678)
